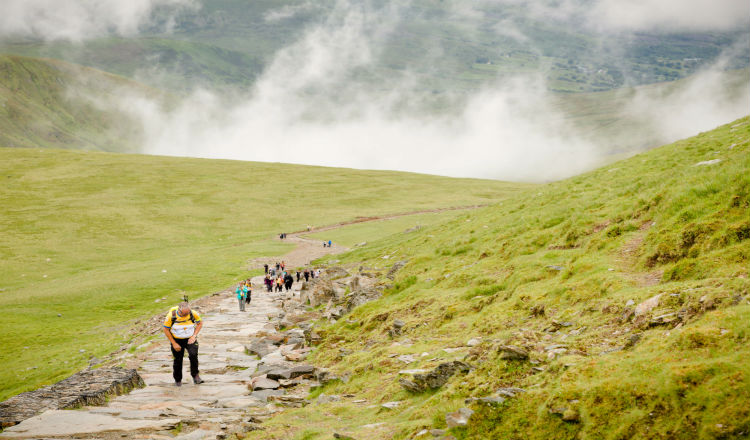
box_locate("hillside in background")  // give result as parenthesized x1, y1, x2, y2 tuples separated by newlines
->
(0, 55, 148, 152)
(1, 0, 747, 94)
(0, 149, 529, 401)
(249, 117, 750, 439)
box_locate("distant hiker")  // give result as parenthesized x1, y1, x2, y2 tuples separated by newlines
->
(310, 269, 316, 279)
(275, 276, 284, 292)
(281, 261, 286, 271)
(322, 241, 327, 248)
(244, 280, 252, 304)
(162, 302, 203, 386)
(296, 270, 301, 282)
(235, 283, 247, 311)
(276, 262, 281, 271)
(303, 269, 310, 282)
(284, 272, 294, 291)
(264, 264, 269, 274)
(328, 240, 332, 247)
(264, 275, 273, 292)
(269, 268, 276, 278)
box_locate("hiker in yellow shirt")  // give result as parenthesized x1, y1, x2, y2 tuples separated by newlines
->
(163, 302, 203, 386)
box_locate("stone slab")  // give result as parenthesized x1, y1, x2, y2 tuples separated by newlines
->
(0, 410, 180, 438)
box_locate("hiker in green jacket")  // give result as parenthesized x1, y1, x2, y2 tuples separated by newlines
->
(236, 283, 247, 311)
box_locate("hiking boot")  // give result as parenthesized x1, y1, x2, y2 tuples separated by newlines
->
(175, 381, 182, 387)
(193, 375, 204, 384)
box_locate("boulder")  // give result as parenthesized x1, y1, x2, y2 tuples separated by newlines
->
(251, 377, 280, 391)
(245, 341, 274, 358)
(265, 369, 292, 381)
(445, 407, 474, 428)
(289, 365, 315, 378)
(497, 345, 529, 361)
(325, 267, 350, 280)
(400, 361, 472, 392)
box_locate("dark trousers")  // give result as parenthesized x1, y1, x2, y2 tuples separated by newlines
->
(171, 338, 199, 383)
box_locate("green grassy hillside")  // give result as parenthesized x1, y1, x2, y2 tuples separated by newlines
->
(0, 54, 147, 152)
(253, 117, 750, 439)
(0, 148, 529, 401)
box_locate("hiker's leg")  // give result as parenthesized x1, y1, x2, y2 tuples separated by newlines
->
(186, 341, 199, 378)
(172, 339, 186, 383)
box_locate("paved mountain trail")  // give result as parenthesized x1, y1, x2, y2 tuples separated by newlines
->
(1, 239, 347, 439)
(1, 207, 481, 439)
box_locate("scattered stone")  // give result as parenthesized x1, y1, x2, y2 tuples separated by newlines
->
(386, 261, 408, 280)
(625, 299, 635, 307)
(397, 354, 417, 363)
(497, 345, 529, 361)
(316, 394, 341, 404)
(466, 338, 482, 347)
(445, 407, 474, 428)
(635, 294, 662, 317)
(381, 401, 402, 409)
(333, 433, 358, 440)
(495, 387, 525, 398)
(400, 361, 472, 392)
(287, 364, 315, 379)
(250, 389, 284, 403)
(251, 377, 280, 391)
(465, 396, 505, 405)
(245, 340, 273, 358)
(562, 408, 580, 422)
(266, 369, 292, 381)
(546, 265, 564, 271)
(694, 159, 722, 166)
(267, 395, 309, 408)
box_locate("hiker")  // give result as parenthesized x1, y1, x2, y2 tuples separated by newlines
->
(264, 275, 273, 292)
(245, 280, 252, 304)
(275, 276, 284, 292)
(303, 269, 310, 282)
(264, 264, 268, 274)
(162, 302, 203, 386)
(328, 240, 332, 248)
(296, 270, 301, 282)
(281, 261, 285, 271)
(284, 272, 294, 291)
(275, 262, 281, 271)
(236, 283, 247, 311)
(322, 241, 327, 248)
(269, 267, 276, 278)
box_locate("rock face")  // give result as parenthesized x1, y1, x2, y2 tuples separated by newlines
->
(0, 368, 144, 427)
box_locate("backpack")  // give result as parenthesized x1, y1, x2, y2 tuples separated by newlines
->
(171, 309, 196, 326)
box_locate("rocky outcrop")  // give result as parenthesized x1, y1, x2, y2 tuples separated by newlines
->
(0, 368, 144, 427)
(399, 361, 472, 392)
(386, 261, 408, 280)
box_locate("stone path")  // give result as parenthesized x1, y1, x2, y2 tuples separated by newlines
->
(1, 276, 301, 439)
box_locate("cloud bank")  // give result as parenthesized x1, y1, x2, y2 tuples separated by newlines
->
(95, 0, 747, 182)
(0, 0, 197, 41)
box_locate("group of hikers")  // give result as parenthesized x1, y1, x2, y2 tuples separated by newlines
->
(163, 261, 324, 387)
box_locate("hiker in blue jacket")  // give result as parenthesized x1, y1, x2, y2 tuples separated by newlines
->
(235, 283, 247, 311)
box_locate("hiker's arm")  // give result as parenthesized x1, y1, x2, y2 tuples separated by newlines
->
(188, 321, 203, 344)
(163, 327, 181, 351)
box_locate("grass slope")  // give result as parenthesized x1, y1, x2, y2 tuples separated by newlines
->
(0, 148, 528, 401)
(0, 54, 147, 152)
(251, 117, 750, 440)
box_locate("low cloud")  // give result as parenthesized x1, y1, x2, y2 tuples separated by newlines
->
(589, 0, 750, 32)
(62, 0, 750, 181)
(0, 0, 197, 42)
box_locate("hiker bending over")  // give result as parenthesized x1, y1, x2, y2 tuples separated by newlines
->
(162, 302, 203, 386)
